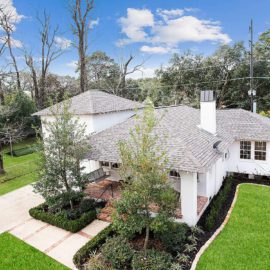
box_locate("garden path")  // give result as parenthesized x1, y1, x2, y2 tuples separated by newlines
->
(0, 185, 110, 269)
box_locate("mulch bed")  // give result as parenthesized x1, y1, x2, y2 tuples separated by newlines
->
(130, 233, 165, 252)
(185, 176, 270, 270)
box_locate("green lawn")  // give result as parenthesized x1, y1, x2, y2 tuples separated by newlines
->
(0, 233, 68, 270)
(0, 138, 39, 195)
(197, 184, 270, 270)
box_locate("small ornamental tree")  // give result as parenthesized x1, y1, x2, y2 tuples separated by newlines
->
(34, 99, 91, 210)
(113, 98, 178, 256)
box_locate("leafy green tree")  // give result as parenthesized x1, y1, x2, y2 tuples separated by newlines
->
(86, 51, 120, 91)
(113, 98, 177, 255)
(34, 99, 91, 210)
(260, 110, 270, 118)
(4, 91, 37, 132)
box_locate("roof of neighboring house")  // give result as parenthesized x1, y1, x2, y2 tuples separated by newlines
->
(86, 106, 270, 173)
(33, 90, 144, 116)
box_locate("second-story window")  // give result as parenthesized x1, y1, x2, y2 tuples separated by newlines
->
(255, 141, 267, 161)
(240, 141, 251, 159)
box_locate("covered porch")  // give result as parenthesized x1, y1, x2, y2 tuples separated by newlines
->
(84, 167, 208, 225)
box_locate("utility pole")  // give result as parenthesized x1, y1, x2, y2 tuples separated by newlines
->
(248, 19, 256, 113)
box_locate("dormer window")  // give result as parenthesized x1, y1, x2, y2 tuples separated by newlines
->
(255, 141, 266, 161)
(169, 169, 180, 178)
(240, 141, 251, 159)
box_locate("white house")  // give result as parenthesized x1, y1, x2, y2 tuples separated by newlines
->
(34, 90, 270, 226)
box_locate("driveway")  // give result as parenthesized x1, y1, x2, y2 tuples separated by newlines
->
(0, 185, 110, 269)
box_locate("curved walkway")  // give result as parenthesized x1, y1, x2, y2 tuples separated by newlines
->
(192, 183, 270, 270)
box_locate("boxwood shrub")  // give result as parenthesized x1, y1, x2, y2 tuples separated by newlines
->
(131, 249, 173, 270)
(155, 222, 189, 254)
(29, 203, 96, 233)
(101, 235, 134, 269)
(73, 224, 114, 269)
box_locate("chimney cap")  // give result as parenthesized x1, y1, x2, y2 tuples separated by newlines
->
(200, 90, 216, 102)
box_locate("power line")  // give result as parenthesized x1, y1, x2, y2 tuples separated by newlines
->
(116, 76, 270, 90)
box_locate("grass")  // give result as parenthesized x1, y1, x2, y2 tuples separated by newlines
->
(197, 184, 270, 270)
(0, 232, 68, 270)
(0, 138, 39, 195)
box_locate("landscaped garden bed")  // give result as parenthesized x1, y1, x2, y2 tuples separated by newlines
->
(73, 176, 270, 270)
(29, 198, 104, 233)
(73, 221, 203, 270)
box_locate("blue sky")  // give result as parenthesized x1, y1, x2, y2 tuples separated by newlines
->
(4, 0, 270, 78)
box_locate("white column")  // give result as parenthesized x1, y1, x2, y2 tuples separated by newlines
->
(181, 171, 197, 226)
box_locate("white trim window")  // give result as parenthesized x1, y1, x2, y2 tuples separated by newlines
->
(240, 141, 251, 159)
(255, 141, 267, 161)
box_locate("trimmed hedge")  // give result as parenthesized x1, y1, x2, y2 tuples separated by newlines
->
(29, 204, 96, 233)
(8, 147, 36, 157)
(203, 177, 233, 231)
(73, 224, 114, 269)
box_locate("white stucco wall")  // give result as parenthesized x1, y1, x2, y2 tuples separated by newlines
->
(91, 110, 135, 134)
(41, 115, 94, 138)
(227, 141, 270, 176)
(202, 155, 228, 200)
(41, 110, 136, 138)
(180, 171, 197, 226)
(200, 101, 216, 134)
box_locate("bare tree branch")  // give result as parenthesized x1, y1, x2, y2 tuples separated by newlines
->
(24, 10, 63, 109)
(70, 0, 94, 93)
(0, 5, 21, 91)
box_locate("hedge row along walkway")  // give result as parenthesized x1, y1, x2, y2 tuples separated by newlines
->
(0, 185, 110, 269)
(194, 184, 270, 270)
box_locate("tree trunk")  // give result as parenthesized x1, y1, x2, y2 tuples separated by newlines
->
(79, 36, 86, 93)
(7, 34, 21, 91)
(143, 225, 150, 256)
(0, 80, 4, 105)
(30, 65, 39, 108)
(0, 143, 5, 174)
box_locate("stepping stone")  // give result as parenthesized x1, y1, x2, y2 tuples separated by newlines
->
(10, 219, 47, 240)
(25, 225, 70, 252)
(47, 233, 90, 269)
(81, 220, 110, 237)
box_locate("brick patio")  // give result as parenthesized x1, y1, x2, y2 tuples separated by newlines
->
(85, 179, 208, 222)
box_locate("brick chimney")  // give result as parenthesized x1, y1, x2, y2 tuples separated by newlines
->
(200, 90, 217, 135)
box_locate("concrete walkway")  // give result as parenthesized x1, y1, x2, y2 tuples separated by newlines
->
(0, 185, 110, 269)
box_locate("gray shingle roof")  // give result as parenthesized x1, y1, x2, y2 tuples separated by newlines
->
(33, 90, 144, 116)
(86, 106, 270, 173)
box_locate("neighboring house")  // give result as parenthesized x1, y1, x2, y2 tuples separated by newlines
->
(34, 90, 270, 226)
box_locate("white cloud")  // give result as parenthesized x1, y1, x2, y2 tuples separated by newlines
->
(66, 60, 78, 68)
(140, 45, 174, 54)
(118, 8, 154, 45)
(0, 0, 25, 26)
(157, 8, 184, 21)
(153, 16, 231, 44)
(89, 18, 99, 29)
(127, 67, 156, 79)
(55, 36, 72, 50)
(10, 37, 22, 47)
(0, 36, 22, 47)
(118, 8, 231, 50)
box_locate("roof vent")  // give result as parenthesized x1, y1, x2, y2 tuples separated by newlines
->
(213, 140, 222, 149)
(200, 90, 216, 102)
